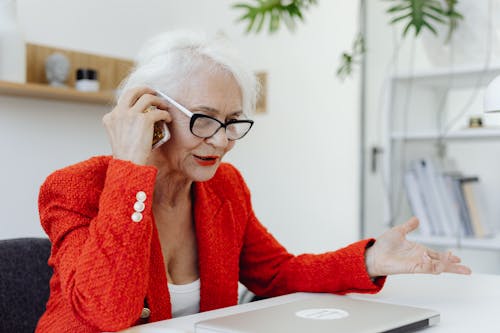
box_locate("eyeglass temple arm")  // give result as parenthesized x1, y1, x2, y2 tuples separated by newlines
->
(154, 89, 194, 118)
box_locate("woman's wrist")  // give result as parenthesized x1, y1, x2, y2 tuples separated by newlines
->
(364, 242, 379, 278)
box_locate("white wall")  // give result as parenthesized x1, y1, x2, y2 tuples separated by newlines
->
(1, 0, 361, 254)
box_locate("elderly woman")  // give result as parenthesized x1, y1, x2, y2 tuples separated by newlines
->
(35, 31, 470, 333)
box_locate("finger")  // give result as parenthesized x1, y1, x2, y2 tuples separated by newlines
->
(132, 94, 170, 114)
(148, 108, 173, 123)
(425, 251, 460, 266)
(443, 253, 462, 264)
(426, 249, 442, 260)
(397, 217, 419, 235)
(444, 264, 472, 275)
(430, 250, 462, 264)
(118, 86, 157, 107)
(417, 252, 470, 275)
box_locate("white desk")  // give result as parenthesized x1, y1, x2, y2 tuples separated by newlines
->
(120, 273, 500, 333)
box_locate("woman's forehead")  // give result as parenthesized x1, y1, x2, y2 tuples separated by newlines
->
(175, 70, 243, 110)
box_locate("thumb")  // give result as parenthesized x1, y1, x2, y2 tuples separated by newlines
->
(397, 217, 419, 235)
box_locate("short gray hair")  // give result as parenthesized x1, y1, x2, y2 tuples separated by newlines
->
(119, 31, 259, 115)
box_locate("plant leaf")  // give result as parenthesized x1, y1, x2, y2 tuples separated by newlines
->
(246, 13, 257, 32)
(232, 0, 316, 34)
(256, 11, 266, 32)
(390, 13, 413, 24)
(386, 0, 462, 38)
(387, 4, 411, 13)
(423, 11, 446, 23)
(270, 10, 280, 32)
(422, 20, 438, 35)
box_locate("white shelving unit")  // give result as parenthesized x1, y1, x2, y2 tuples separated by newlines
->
(408, 234, 500, 251)
(391, 66, 500, 88)
(364, 65, 500, 273)
(391, 128, 500, 141)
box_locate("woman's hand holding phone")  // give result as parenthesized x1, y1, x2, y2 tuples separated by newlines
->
(103, 86, 172, 165)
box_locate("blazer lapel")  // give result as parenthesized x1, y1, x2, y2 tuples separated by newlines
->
(194, 182, 240, 312)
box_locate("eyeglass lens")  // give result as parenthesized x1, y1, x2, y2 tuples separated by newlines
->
(191, 115, 253, 140)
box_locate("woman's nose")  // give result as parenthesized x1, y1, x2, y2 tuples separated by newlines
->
(205, 127, 229, 147)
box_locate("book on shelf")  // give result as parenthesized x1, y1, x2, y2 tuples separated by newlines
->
(461, 178, 494, 238)
(444, 174, 474, 237)
(404, 158, 493, 239)
(406, 159, 459, 237)
(404, 170, 433, 236)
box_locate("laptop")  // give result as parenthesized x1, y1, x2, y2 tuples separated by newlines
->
(195, 294, 439, 333)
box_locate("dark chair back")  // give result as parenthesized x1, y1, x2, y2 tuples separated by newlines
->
(0, 238, 52, 333)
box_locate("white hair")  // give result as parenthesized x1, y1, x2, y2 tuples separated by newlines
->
(118, 31, 259, 115)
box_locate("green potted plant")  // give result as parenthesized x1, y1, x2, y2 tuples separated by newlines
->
(232, 0, 463, 79)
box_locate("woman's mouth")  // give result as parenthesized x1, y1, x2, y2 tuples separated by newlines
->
(193, 154, 219, 166)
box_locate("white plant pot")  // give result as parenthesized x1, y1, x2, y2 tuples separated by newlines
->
(0, 0, 26, 83)
(421, 0, 500, 67)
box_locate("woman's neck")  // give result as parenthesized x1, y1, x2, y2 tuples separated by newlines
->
(147, 151, 193, 209)
(153, 168, 192, 209)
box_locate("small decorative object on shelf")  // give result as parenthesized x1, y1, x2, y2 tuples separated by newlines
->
(45, 53, 70, 87)
(0, 0, 26, 83)
(75, 68, 99, 92)
(468, 116, 483, 128)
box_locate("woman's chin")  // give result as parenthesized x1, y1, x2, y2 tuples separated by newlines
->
(189, 164, 219, 182)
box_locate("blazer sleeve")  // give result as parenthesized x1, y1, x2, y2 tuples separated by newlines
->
(232, 170, 385, 297)
(39, 158, 157, 331)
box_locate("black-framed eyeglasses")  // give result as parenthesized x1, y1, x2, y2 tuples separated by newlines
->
(155, 89, 254, 141)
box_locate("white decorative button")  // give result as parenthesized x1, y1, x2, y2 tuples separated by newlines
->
(134, 201, 145, 212)
(136, 191, 147, 202)
(131, 212, 143, 222)
(140, 307, 151, 319)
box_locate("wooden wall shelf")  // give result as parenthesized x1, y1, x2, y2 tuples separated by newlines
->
(0, 80, 115, 105)
(0, 43, 134, 105)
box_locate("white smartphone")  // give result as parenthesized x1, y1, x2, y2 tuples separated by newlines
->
(152, 120, 170, 149)
(150, 88, 172, 149)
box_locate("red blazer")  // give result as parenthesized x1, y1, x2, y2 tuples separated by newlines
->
(36, 156, 384, 333)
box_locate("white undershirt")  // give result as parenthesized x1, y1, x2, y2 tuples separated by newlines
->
(167, 279, 201, 318)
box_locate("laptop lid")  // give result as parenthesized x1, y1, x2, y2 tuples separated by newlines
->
(195, 294, 439, 333)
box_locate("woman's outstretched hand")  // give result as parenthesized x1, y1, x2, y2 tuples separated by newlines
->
(365, 217, 472, 277)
